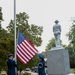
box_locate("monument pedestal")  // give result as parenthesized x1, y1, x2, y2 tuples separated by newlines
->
(47, 47, 70, 75)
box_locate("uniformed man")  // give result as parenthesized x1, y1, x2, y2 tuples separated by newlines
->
(6, 54, 17, 75)
(38, 54, 46, 75)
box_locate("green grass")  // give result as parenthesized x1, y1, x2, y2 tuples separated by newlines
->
(45, 68, 75, 73)
(70, 68, 75, 73)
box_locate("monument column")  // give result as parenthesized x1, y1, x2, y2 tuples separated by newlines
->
(47, 20, 70, 75)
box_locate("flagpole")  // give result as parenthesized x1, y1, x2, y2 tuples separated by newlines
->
(14, 0, 17, 62)
(14, 0, 17, 75)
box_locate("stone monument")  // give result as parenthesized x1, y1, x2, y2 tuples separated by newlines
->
(47, 20, 70, 75)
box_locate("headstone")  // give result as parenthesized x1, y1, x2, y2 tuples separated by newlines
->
(47, 20, 70, 75)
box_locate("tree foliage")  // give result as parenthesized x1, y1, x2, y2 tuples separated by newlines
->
(65, 44, 75, 68)
(67, 18, 75, 68)
(7, 12, 43, 47)
(6, 12, 43, 70)
(45, 38, 55, 51)
(44, 38, 55, 57)
(0, 37, 14, 70)
(0, 12, 43, 70)
(45, 38, 63, 52)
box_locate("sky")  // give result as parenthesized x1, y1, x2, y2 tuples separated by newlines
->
(0, 0, 75, 53)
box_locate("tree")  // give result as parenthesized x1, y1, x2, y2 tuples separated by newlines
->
(0, 21, 12, 70)
(6, 12, 43, 70)
(0, 38, 14, 70)
(0, 28, 8, 39)
(65, 44, 75, 68)
(44, 38, 55, 57)
(44, 38, 65, 57)
(66, 18, 75, 68)
(45, 38, 55, 51)
(7, 12, 43, 46)
(0, 7, 3, 30)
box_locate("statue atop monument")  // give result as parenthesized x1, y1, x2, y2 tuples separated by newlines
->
(53, 20, 61, 47)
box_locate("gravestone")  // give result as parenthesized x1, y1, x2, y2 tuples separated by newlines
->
(47, 20, 70, 75)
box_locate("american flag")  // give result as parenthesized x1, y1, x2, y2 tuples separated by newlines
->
(16, 32, 38, 64)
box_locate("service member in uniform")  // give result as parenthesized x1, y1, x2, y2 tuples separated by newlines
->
(6, 54, 17, 75)
(38, 54, 46, 75)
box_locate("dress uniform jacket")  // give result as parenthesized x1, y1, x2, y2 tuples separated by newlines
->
(6, 59, 17, 75)
(38, 60, 46, 75)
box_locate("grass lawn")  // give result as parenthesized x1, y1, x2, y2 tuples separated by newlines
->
(45, 68, 75, 74)
(70, 68, 75, 73)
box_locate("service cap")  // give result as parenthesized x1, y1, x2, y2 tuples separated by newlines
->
(8, 54, 13, 57)
(38, 54, 44, 59)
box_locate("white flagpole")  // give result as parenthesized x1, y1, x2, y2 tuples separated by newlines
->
(14, 0, 17, 75)
(14, 0, 16, 61)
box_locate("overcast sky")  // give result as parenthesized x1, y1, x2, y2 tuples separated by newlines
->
(0, 0, 75, 53)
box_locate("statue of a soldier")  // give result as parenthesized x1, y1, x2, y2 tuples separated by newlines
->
(53, 20, 61, 47)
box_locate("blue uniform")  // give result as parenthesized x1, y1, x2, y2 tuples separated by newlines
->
(6, 59, 17, 75)
(38, 60, 46, 75)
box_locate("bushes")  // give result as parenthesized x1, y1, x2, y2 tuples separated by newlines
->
(23, 72, 31, 75)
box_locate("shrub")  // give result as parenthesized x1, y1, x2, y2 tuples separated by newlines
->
(23, 72, 31, 75)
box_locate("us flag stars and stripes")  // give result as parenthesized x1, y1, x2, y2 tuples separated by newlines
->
(16, 31, 38, 64)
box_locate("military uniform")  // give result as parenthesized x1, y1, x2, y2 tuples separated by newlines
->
(6, 54, 17, 75)
(38, 54, 46, 75)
